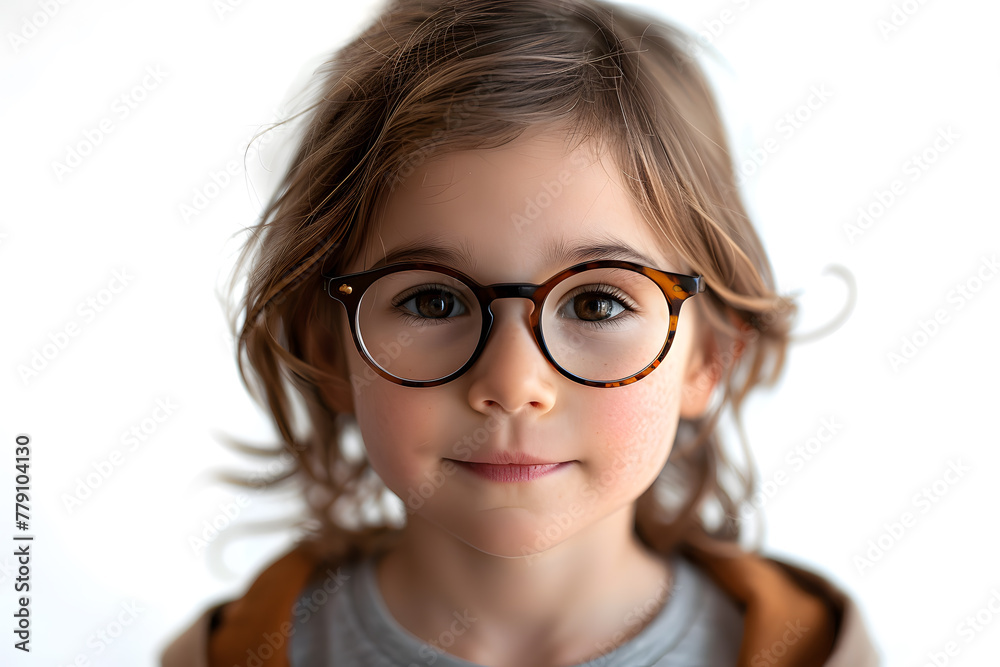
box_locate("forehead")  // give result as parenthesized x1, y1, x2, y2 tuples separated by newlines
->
(353, 126, 681, 281)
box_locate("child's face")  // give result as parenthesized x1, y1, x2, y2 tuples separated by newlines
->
(327, 123, 716, 558)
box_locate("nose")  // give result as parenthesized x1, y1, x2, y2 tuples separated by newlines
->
(465, 298, 557, 416)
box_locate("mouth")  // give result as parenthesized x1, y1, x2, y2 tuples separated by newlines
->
(447, 459, 574, 483)
(468, 451, 570, 466)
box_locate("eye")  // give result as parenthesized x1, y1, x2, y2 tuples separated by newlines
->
(559, 284, 638, 326)
(392, 285, 469, 321)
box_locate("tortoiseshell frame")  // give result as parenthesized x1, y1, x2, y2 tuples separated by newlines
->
(321, 260, 705, 388)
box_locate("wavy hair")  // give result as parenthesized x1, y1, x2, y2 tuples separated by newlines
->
(224, 0, 795, 567)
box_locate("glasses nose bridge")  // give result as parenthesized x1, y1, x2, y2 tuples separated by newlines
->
(486, 281, 540, 299)
(482, 282, 543, 320)
(479, 283, 548, 358)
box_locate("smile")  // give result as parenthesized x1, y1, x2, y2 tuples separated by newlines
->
(449, 461, 573, 483)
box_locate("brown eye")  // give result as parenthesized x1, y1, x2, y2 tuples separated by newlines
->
(558, 284, 636, 326)
(573, 294, 616, 321)
(392, 285, 468, 322)
(415, 290, 455, 318)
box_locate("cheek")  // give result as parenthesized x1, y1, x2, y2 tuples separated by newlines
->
(358, 391, 437, 483)
(342, 349, 423, 479)
(345, 349, 457, 493)
(588, 358, 685, 485)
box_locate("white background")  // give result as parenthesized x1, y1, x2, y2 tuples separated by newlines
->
(2, 0, 998, 665)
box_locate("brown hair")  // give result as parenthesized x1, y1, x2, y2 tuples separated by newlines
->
(224, 0, 795, 567)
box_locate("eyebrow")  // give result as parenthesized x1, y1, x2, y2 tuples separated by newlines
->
(366, 234, 664, 274)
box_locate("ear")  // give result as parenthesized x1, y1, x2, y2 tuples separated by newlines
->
(678, 308, 743, 419)
(301, 308, 356, 416)
(679, 333, 722, 419)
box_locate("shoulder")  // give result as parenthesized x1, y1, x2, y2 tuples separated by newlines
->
(162, 541, 881, 667)
(160, 603, 221, 667)
(160, 542, 332, 667)
(763, 554, 882, 667)
(681, 544, 881, 667)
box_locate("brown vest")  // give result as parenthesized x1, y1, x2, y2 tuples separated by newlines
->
(161, 541, 881, 667)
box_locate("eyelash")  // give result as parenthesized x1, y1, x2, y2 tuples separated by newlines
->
(563, 283, 639, 329)
(391, 284, 466, 326)
(390, 283, 639, 328)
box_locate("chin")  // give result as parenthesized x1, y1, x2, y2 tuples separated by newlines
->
(423, 506, 584, 561)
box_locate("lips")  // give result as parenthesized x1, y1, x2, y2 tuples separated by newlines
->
(451, 460, 572, 483)
(474, 451, 566, 466)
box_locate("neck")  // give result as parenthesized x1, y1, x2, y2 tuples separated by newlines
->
(375, 504, 672, 665)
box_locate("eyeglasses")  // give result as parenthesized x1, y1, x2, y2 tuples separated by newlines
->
(321, 260, 705, 388)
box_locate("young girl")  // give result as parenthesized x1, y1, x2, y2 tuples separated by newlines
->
(163, 0, 878, 665)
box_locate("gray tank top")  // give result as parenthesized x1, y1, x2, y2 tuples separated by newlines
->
(289, 551, 744, 666)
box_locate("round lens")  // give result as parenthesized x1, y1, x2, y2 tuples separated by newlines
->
(540, 268, 671, 383)
(356, 270, 482, 382)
